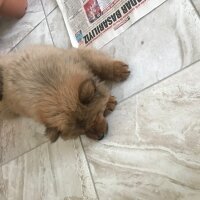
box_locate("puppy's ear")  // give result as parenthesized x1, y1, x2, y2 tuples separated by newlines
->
(0, 68, 3, 101)
(79, 79, 96, 104)
(45, 127, 61, 143)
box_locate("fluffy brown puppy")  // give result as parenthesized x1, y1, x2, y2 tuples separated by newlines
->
(0, 45, 130, 142)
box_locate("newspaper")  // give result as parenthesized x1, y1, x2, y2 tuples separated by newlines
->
(56, 0, 167, 49)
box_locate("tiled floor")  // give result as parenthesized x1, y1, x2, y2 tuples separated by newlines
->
(0, 0, 200, 199)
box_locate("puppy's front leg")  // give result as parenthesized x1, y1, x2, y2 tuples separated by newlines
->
(77, 48, 130, 82)
(104, 96, 117, 116)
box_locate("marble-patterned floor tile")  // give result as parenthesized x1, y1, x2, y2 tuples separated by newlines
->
(192, 0, 200, 14)
(0, 169, 6, 200)
(1, 139, 97, 200)
(0, 117, 47, 166)
(0, 0, 45, 54)
(47, 7, 72, 48)
(0, 191, 6, 200)
(101, 0, 200, 102)
(82, 61, 200, 200)
(13, 19, 53, 51)
(41, 0, 58, 15)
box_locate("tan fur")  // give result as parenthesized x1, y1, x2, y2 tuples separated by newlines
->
(0, 45, 130, 142)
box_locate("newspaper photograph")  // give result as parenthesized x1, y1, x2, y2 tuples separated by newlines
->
(56, 0, 167, 49)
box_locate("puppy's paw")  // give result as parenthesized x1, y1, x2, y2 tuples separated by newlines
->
(104, 96, 117, 116)
(112, 61, 130, 82)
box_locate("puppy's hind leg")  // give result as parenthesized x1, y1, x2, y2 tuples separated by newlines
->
(77, 48, 130, 82)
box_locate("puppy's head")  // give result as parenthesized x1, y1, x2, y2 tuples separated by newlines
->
(44, 78, 110, 142)
(76, 79, 109, 140)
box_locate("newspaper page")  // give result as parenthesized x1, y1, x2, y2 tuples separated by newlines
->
(56, 0, 167, 49)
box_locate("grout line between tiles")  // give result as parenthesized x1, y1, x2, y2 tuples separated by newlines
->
(8, 18, 45, 53)
(8, 6, 58, 53)
(189, 0, 200, 19)
(79, 136, 100, 200)
(40, 0, 57, 46)
(118, 58, 200, 105)
(0, 140, 48, 168)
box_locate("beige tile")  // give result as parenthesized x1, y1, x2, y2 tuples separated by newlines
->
(101, 0, 200, 102)
(0, 192, 6, 200)
(13, 19, 53, 51)
(136, 66, 200, 161)
(41, 0, 58, 15)
(0, 117, 47, 166)
(47, 7, 72, 48)
(82, 61, 200, 199)
(0, 0, 45, 54)
(1, 138, 97, 200)
(0, 168, 6, 200)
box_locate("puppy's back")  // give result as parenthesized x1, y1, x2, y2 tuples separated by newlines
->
(0, 45, 91, 120)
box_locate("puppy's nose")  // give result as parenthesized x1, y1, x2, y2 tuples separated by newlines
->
(98, 124, 108, 140)
(98, 134, 104, 140)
